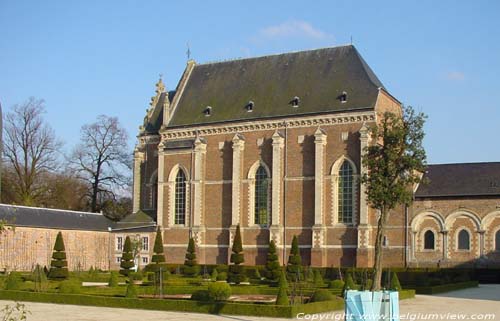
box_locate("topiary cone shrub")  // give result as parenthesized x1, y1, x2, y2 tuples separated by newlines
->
(48, 232, 69, 280)
(265, 240, 281, 282)
(275, 270, 289, 305)
(342, 272, 356, 295)
(151, 227, 166, 264)
(286, 235, 302, 281)
(389, 271, 402, 291)
(4, 272, 21, 290)
(183, 238, 200, 276)
(120, 236, 135, 276)
(228, 225, 245, 284)
(313, 270, 325, 287)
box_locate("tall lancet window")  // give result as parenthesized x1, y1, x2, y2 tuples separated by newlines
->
(175, 170, 187, 225)
(254, 166, 269, 226)
(338, 160, 354, 223)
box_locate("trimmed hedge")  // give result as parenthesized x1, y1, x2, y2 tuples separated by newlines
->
(410, 281, 478, 294)
(0, 290, 334, 318)
(0, 289, 415, 318)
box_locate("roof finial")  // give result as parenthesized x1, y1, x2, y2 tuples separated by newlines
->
(154, 75, 165, 96)
(350, 35, 353, 45)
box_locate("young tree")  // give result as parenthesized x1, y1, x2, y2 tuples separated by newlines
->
(286, 235, 302, 281)
(362, 106, 426, 290)
(265, 240, 281, 282)
(70, 115, 131, 213)
(3, 97, 62, 205)
(151, 227, 165, 264)
(183, 238, 200, 276)
(48, 232, 69, 279)
(228, 225, 245, 284)
(33, 264, 48, 292)
(120, 236, 134, 276)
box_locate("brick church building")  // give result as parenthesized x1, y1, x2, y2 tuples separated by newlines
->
(133, 45, 500, 268)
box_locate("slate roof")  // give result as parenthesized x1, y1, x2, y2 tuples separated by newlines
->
(168, 45, 384, 127)
(141, 91, 176, 135)
(0, 204, 114, 231)
(112, 210, 156, 232)
(415, 162, 500, 198)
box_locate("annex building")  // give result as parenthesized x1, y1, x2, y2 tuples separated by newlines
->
(133, 45, 500, 268)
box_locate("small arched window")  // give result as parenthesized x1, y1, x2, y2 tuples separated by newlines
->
(495, 230, 500, 251)
(254, 166, 269, 225)
(338, 160, 354, 223)
(174, 170, 187, 225)
(458, 229, 470, 250)
(424, 230, 435, 250)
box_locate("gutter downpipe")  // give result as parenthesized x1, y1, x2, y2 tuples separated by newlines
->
(283, 121, 288, 264)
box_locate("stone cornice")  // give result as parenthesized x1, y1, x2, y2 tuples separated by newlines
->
(137, 134, 160, 145)
(160, 111, 376, 140)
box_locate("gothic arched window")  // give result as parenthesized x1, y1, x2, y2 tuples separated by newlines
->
(254, 166, 269, 225)
(424, 230, 435, 250)
(338, 160, 354, 223)
(458, 229, 470, 250)
(175, 170, 187, 225)
(495, 230, 500, 251)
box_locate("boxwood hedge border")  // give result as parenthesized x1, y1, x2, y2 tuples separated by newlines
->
(0, 289, 415, 318)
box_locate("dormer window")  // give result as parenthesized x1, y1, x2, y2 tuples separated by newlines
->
(245, 101, 254, 112)
(289, 96, 300, 108)
(204, 106, 212, 116)
(340, 91, 348, 103)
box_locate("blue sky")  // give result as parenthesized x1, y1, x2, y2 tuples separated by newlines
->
(1, 0, 499, 164)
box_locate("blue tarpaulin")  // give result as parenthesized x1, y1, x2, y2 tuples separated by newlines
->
(345, 290, 400, 321)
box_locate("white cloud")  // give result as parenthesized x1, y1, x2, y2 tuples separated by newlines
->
(446, 71, 465, 81)
(254, 20, 333, 41)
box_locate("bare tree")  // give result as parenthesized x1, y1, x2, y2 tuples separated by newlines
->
(3, 97, 62, 205)
(71, 115, 131, 212)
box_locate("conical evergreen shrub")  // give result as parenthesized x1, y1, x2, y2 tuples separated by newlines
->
(4, 272, 21, 290)
(228, 225, 245, 284)
(120, 236, 135, 276)
(389, 271, 402, 291)
(342, 272, 356, 295)
(286, 235, 302, 281)
(275, 270, 289, 305)
(313, 270, 324, 287)
(183, 238, 200, 276)
(151, 227, 165, 264)
(265, 240, 281, 282)
(48, 232, 69, 280)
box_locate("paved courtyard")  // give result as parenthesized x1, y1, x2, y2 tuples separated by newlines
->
(1, 284, 498, 321)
